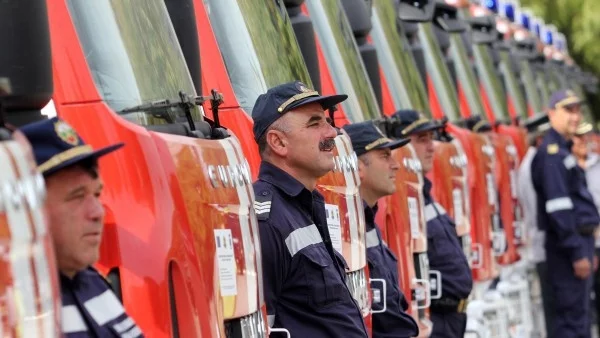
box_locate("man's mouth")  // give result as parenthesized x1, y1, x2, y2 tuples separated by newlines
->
(319, 138, 336, 152)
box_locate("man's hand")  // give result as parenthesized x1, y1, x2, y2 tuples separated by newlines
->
(573, 257, 592, 279)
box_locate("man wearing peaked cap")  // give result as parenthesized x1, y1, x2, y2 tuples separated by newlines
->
(390, 110, 473, 338)
(250, 81, 368, 337)
(343, 121, 419, 338)
(459, 115, 493, 133)
(19, 117, 144, 338)
(516, 113, 554, 335)
(531, 89, 599, 337)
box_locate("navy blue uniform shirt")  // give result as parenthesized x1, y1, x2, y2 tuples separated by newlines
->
(531, 127, 600, 262)
(423, 178, 473, 300)
(364, 202, 419, 338)
(254, 162, 368, 337)
(60, 267, 143, 338)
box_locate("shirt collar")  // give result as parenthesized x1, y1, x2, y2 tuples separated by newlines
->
(422, 177, 433, 203)
(259, 161, 309, 197)
(258, 161, 324, 207)
(587, 153, 600, 168)
(362, 200, 378, 231)
(548, 127, 571, 150)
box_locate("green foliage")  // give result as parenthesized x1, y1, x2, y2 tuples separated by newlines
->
(521, 0, 600, 120)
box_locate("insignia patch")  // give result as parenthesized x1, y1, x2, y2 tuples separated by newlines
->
(297, 82, 312, 93)
(54, 120, 80, 146)
(547, 144, 559, 154)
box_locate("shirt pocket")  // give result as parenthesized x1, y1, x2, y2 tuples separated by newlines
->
(300, 247, 345, 308)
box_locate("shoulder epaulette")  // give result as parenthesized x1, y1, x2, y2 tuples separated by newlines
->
(254, 189, 273, 221)
(547, 143, 559, 154)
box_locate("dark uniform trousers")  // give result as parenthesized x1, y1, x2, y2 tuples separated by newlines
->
(254, 162, 368, 338)
(532, 128, 600, 338)
(423, 178, 473, 338)
(364, 203, 420, 338)
(60, 268, 143, 338)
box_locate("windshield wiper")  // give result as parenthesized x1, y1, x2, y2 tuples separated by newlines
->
(119, 90, 224, 132)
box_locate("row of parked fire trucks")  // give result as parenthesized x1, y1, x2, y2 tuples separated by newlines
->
(1, 0, 598, 337)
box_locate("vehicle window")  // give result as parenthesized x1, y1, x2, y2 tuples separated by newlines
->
(418, 23, 461, 120)
(519, 59, 543, 114)
(499, 50, 528, 119)
(67, 0, 201, 125)
(472, 44, 509, 120)
(449, 34, 486, 117)
(371, 0, 429, 113)
(305, 0, 380, 122)
(205, 0, 312, 113)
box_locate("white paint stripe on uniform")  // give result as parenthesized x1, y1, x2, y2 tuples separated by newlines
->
(113, 316, 135, 333)
(62, 305, 88, 333)
(545, 197, 574, 213)
(285, 224, 322, 257)
(121, 324, 143, 338)
(267, 314, 276, 327)
(366, 229, 380, 248)
(563, 155, 577, 169)
(220, 138, 257, 309)
(84, 289, 125, 326)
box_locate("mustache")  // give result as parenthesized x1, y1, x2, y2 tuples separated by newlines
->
(319, 138, 336, 151)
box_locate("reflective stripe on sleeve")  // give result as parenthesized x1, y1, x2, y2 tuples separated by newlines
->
(424, 203, 446, 222)
(285, 224, 323, 256)
(83, 289, 125, 326)
(366, 229, 380, 248)
(563, 155, 577, 169)
(62, 305, 88, 333)
(545, 197, 574, 213)
(267, 315, 276, 327)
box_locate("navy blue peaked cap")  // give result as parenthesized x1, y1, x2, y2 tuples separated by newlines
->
(251, 81, 347, 141)
(19, 117, 124, 176)
(390, 109, 442, 137)
(342, 120, 410, 156)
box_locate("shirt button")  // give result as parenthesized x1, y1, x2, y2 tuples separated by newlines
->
(261, 191, 268, 196)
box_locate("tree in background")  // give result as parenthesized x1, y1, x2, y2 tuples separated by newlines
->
(521, 0, 600, 121)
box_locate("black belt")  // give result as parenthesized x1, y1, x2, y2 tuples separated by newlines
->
(578, 224, 597, 237)
(430, 297, 468, 314)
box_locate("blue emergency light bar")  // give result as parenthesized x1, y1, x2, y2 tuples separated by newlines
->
(483, 0, 498, 13)
(543, 27, 554, 45)
(503, 2, 515, 22)
(519, 11, 531, 30)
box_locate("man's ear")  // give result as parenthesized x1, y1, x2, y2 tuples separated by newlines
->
(266, 129, 288, 157)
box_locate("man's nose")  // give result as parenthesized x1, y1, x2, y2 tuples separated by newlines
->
(88, 198, 105, 221)
(325, 123, 338, 139)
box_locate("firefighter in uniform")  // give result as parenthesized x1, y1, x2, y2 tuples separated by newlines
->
(251, 81, 368, 337)
(343, 121, 419, 337)
(19, 117, 142, 338)
(516, 114, 554, 335)
(531, 89, 600, 338)
(390, 110, 473, 338)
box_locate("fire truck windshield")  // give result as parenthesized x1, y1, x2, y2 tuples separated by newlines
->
(448, 34, 487, 117)
(518, 58, 543, 114)
(472, 44, 509, 120)
(499, 50, 528, 119)
(66, 0, 201, 125)
(418, 23, 461, 121)
(305, 0, 380, 122)
(205, 0, 312, 113)
(371, 0, 429, 113)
